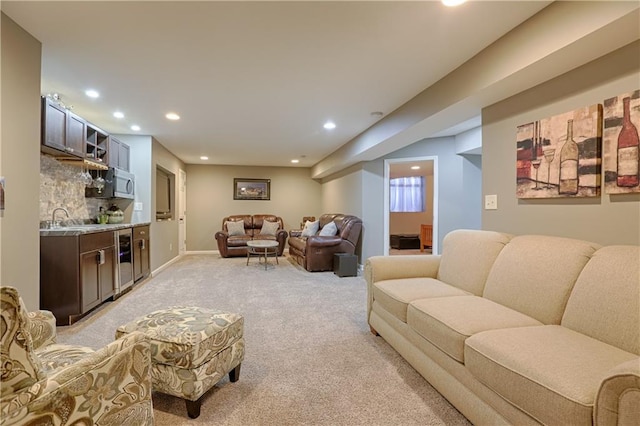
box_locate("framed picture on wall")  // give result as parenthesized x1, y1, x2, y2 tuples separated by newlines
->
(516, 103, 602, 198)
(233, 178, 270, 200)
(603, 90, 640, 194)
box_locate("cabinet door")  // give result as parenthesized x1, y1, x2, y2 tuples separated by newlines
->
(42, 98, 66, 151)
(119, 142, 130, 172)
(133, 226, 150, 282)
(109, 136, 120, 168)
(66, 112, 85, 157)
(99, 246, 116, 301)
(80, 250, 101, 313)
(140, 237, 150, 278)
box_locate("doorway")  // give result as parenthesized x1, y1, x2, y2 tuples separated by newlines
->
(383, 156, 439, 256)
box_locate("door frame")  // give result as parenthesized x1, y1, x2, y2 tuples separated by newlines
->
(178, 169, 187, 255)
(383, 156, 439, 255)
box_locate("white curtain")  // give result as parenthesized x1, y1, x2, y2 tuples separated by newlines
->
(390, 176, 425, 212)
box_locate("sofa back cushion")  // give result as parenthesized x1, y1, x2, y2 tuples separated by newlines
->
(436, 229, 512, 296)
(253, 214, 283, 231)
(483, 235, 600, 325)
(561, 245, 640, 355)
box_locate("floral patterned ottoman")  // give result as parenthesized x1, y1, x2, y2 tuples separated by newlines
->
(115, 306, 245, 418)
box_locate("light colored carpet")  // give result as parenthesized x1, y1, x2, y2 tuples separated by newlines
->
(57, 254, 470, 426)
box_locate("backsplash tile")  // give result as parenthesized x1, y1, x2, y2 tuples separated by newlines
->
(40, 154, 108, 221)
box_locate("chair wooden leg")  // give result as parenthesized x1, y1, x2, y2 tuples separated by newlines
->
(186, 397, 202, 419)
(229, 363, 241, 382)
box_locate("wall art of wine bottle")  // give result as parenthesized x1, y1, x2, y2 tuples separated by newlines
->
(516, 103, 602, 199)
(603, 90, 640, 194)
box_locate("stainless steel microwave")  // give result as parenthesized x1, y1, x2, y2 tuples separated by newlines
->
(86, 168, 135, 199)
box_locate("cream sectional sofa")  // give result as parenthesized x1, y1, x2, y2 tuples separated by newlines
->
(365, 229, 639, 426)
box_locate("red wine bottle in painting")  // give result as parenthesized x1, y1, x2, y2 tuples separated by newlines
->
(559, 119, 579, 195)
(617, 96, 639, 187)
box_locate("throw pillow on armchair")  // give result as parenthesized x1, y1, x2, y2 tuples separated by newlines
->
(301, 220, 319, 237)
(318, 221, 338, 236)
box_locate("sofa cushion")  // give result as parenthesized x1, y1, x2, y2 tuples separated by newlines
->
(373, 278, 469, 323)
(465, 325, 638, 426)
(301, 220, 319, 237)
(226, 220, 246, 236)
(482, 235, 600, 325)
(562, 245, 640, 355)
(407, 296, 542, 362)
(437, 230, 512, 296)
(260, 220, 280, 236)
(227, 235, 252, 247)
(36, 343, 95, 373)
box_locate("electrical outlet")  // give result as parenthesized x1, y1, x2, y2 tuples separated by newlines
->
(134, 202, 143, 211)
(484, 194, 498, 210)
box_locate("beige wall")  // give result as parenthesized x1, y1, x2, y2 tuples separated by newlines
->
(185, 164, 322, 251)
(151, 138, 185, 270)
(482, 41, 640, 245)
(321, 163, 363, 218)
(1, 13, 42, 310)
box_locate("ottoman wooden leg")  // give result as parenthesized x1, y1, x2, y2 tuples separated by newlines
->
(229, 363, 241, 382)
(186, 397, 202, 419)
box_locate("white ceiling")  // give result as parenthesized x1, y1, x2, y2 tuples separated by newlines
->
(2, 1, 550, 169)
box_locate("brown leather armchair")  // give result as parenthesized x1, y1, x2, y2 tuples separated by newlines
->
(288, 213, 362, 272)
(215, 214, 288, 258)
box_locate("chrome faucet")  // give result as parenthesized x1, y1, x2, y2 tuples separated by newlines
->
(51, 207, 70, 228)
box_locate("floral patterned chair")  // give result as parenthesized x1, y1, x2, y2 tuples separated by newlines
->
(0, 286, 154, 426)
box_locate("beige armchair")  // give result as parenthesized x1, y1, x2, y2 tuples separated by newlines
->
(0, 286, 154, 425)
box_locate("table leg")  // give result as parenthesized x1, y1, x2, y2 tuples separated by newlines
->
(263, 248, 268, 270)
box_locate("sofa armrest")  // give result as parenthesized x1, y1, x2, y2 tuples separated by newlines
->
(594, 357, 640, 426)
(27, 310, 57, 349)
(306, 235, 343, 248)
(215, 231, 230, 257)
(364, 255, 441, 320)
(1, 332, 154, 426)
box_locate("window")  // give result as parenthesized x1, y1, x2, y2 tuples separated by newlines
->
(390, 176, 425, 212)
(156, 167, 174, 220)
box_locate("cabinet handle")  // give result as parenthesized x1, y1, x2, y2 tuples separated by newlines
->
(97, 249, 106, 265)
(140, 240, 146, 250)
(140, 231, 145, 235)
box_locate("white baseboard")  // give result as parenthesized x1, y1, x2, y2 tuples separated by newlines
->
(151, 254, 184, 277)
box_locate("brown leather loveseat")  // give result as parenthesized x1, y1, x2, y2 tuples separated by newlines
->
(288, 213, 362, 272)
(215, 214, 288, 258)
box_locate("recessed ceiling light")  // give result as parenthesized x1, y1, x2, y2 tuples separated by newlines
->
(291, 159, 299, 164)
(166, 112, 180, 121)
(131, 125, 141, 131)
(323, 121, 336, 130)
(411, 166, 421, 170)
(85, 89, 100, 98)
(442, 0, 466, 6)
(370, 111, 384, 117)
(113, 111, 125, 119)
(200, 156, 209, 160)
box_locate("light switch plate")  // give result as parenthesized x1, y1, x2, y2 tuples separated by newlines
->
(485, 194, 498, 210)
(134, 202, 143, 211)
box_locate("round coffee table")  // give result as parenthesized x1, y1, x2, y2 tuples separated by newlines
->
(246, 240, 279, 270)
